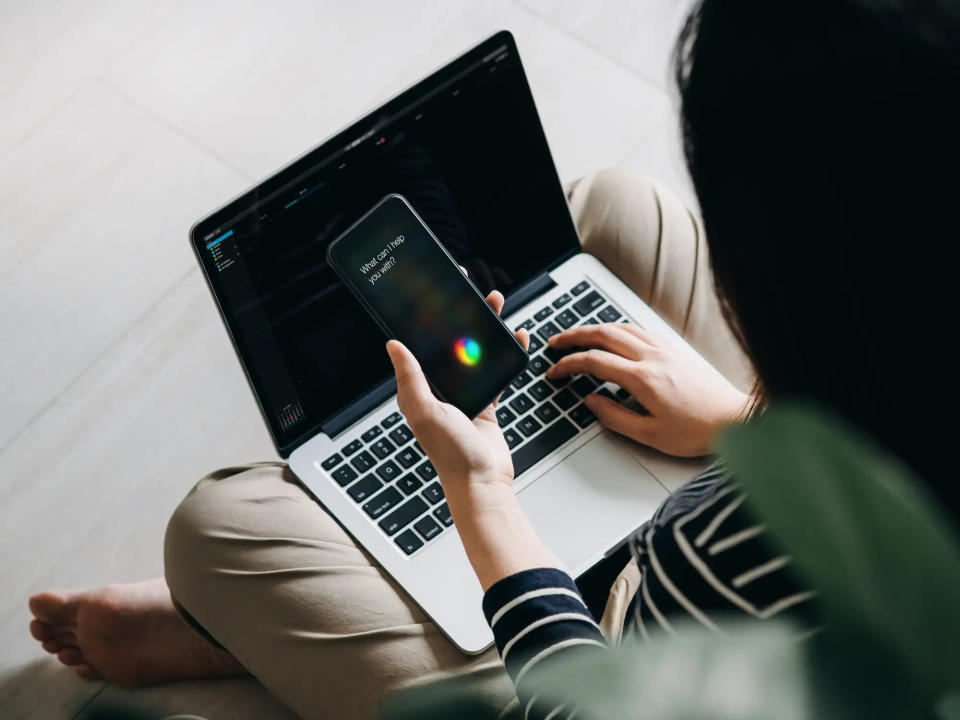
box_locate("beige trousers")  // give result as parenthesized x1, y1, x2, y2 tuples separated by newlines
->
(164, 170, 751, 720)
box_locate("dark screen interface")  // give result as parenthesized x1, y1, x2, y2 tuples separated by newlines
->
(330, 195, 527, 417)
(194, 39, 580, 451)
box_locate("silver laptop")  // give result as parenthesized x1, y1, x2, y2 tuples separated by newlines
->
(191, 30, 709, 653)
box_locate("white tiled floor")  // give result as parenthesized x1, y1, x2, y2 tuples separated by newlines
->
(0, 1, 694, 717)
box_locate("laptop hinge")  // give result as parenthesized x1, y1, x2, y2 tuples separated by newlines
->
(502, 271, 556, 317)
(320, 376, 397, 439)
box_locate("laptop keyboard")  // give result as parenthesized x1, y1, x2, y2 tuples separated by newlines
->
(318, 279, 633, 557)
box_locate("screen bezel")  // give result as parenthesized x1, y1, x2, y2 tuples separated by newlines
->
(190, 30, 581, 457)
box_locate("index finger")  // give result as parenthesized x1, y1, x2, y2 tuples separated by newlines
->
(545, 348, 638, 390)
(548, 323, 649, 360)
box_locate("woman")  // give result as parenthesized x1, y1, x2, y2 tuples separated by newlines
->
(28, 1, 957, 718)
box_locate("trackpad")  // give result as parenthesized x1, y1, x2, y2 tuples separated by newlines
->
(517, 433, 669, 575)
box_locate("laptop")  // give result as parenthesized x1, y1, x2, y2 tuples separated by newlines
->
(190, 30, 710, 653)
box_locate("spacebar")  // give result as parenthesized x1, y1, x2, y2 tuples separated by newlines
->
(511, 418, 578, 477)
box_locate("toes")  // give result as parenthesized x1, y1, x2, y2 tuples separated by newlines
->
(75, 663, 102, 682)
(57, 647, 85, 666)
(42, 634, 78, 654)
(30, 619, 52, 641)
(29, 591, 78, 625)
(30, 619, 75, 642)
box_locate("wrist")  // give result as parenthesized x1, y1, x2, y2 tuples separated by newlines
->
(443, 475, 557, 591)
(441, 469, 516, 512)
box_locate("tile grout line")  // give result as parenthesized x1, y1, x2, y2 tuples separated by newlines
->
(0, 268, 198, 463)
(507, 0, 674, 94)
(96, 77, 256, 182)
(69, 681, 109, 720)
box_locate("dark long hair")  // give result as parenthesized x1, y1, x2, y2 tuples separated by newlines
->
(676, 0, 959, 511)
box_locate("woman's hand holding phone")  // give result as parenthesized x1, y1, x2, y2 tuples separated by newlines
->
(386, 290, 558, 591)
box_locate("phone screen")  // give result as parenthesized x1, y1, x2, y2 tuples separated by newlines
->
(327, 194, 529, 417)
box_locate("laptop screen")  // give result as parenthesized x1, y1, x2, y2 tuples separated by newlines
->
(191, 32, 581, 456)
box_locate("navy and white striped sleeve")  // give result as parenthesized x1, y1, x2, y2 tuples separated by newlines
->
(482, 568, 608, 720)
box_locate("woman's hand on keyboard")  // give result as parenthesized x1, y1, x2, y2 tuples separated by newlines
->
(545, 323, 749, 457)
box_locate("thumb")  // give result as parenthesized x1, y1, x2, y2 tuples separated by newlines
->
(386, 340, 436, 420)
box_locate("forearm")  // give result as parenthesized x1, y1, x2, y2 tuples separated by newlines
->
(444, 478, 557, 592)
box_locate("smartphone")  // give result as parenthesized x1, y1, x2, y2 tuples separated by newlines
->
(327, 194, 529, 418)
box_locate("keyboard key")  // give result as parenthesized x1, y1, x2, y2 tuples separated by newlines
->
(543, 345, 573, 363)
(511, 371, 533, 389)
(503, 427, 523, 449)
(361, 426, 383, 443)
(534, 401, 560, 424)
(598, 305, 622, 323)
(537, 321, 562, 340)
(332, 465, 359, 487)
(381, 412, 403, 429)
(553, 388, 578, 410)
(571, 281, 590, 296)
(528, 380, 552, 402)
(552, 293, 572, 308)
(422, 482, 445, 505)
(397, 473, 424, 495)
(615, 387, 631, 401)
(413, 440, 423, 453)
(582, 317, 599, 325)
(376, 459, 401, 482)
(347, 474, 381, 501)
(362, 486, 403, 519)
(351, 450, 376, 473)
(370, 438, 396, 459)
(389, 424, 414, 446)
(516, 414, 543, 437)
(509, 393, 534, 414)
(528, 355, 550, 376)
(321, 453, 342, 470)
(570, 403, 598, 428)
(396, 446, 421, 468)
(515, 318, 535, 331)
(496, 406, 517, 427)
(414, 515, 443, 541)
(526, 334, 544, 354)
(415, 460, 437, 481)
(395, 529, 424, 555)
(534, 306, 553, 321)
(571, 376, 599, 397)
(433, 503, 454, 526)
(573, 290, 605, 317)
(341, 439, 363, 456)
(547, 374, 571, 389)
(511, 418, 578, 477)
(556, 309, 579, 329)
(499, 385, 515, 401)
(596, 387, 617, 401)
(379, 496, 429, 535)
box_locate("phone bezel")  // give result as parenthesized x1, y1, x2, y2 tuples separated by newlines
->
(326, 193, 529, 419)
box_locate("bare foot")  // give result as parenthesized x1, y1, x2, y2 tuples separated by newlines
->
(28, 578, 246, 687)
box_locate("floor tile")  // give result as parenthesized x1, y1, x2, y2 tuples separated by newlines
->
(0, 83, 249, 452)
(514, 0, 697, 90)
(0, 0, 189, 158)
